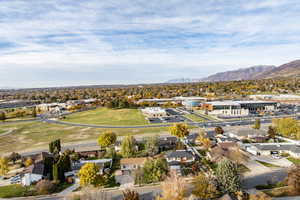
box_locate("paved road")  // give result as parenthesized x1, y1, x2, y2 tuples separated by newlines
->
(242, 155, 288, 189)
(243, 168, 288, 189)
(40, 114, 300, 129)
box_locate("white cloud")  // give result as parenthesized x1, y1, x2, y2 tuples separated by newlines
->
(0, 0, 299, 87)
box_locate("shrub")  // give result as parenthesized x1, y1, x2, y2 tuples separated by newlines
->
(122, 189, 139, 200)
(35, 180, 57, 195)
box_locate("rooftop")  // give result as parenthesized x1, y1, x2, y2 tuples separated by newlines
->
(166, 150, 194, 159)
(25, 161, 44, 175)
(120, 157, 148, 165)
(205, 101, 240, 106)
(253, 143, 300, 153)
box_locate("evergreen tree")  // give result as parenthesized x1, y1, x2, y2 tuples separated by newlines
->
(52, 154, 71, 182)
(215, 158, 241, 194)
(0, 112, 6, 121)
(49, 139, 61, 154)
(32, 107, 37, 117)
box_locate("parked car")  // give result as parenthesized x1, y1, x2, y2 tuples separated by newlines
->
(272, 154, 281, 159)
(10, 175, 21, 184)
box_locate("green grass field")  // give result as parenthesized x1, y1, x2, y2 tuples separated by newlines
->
(184, 114, 206, 122)
(0, 121, 169, 154)
(62, 107, 149, 125)
(0, 184, 35, 198)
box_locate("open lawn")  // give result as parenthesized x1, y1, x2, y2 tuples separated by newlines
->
(193, 111, 219, 121)
(0, 184, 36, 198)
(62, 107, 149, 125)
(184, 114, 206, 122)
(0, 121, 170, 154)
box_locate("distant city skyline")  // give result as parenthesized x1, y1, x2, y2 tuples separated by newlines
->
(1, 0, 300, 88)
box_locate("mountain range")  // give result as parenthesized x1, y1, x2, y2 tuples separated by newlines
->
(167, 59, 300, 83)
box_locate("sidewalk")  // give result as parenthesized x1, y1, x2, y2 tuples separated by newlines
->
(58, 179, 80, 196)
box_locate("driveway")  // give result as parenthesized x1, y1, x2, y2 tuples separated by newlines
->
(254, 155, 293, 168)
(242, 157, 288, 189)
(115, 175, 134, 188)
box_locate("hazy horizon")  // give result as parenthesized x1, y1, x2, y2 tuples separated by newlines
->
(1, 0, 300, 88)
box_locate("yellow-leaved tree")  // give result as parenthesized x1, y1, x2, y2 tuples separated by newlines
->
(272, 118, 300, 139)
(0, 157, 9, 176)
(25, 157, 33, 167)
(79, 163, 103, 187)
(169, 123, 189, 138)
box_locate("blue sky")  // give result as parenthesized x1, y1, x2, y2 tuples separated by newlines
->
(1, 0, 300, 88)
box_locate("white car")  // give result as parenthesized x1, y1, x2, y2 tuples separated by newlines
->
(272, 154, 281, 159)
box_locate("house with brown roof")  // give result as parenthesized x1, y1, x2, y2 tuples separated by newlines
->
(207, 142, 238, 162)
(120, 157, 148, 175)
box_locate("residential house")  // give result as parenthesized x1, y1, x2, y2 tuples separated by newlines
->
(71, 159, 113, 175)
(227, 129, 268, 141)
(207, 142, 238, 162)
(22, 152, 53, 163)
(115, 141, 139, 152)
(21, 161, 45, 186)
(246, 143, 300, 158)
(165, 150, 195, 165)
(216, 135, 239, 143)
(120, 157, 148, 175)
(75, 147, 105, 158)
(157, 136, 177, 151)
(169, 165, 182, 176)
(185, 133, 199, 144)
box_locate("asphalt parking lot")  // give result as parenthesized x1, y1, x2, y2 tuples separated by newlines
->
(165, 108, 181, 116)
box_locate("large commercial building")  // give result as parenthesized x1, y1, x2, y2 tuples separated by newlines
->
(202, 101, 249, 116)
(236, 101, 278, 113)
(141, 107, 167, 118)
(202, 100, 278, 116)
(137, 96, 206, 106)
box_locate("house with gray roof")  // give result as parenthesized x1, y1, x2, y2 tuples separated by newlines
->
(246, 143, 300, 158)
(21, 161, 45, 186)
(227, 128, 268, 141)
(165, 150, 195, 164)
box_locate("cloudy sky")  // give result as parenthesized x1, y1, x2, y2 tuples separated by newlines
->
(1, 0, 300, 88)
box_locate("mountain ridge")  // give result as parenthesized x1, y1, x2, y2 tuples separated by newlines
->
(166, 59, 300, 83)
